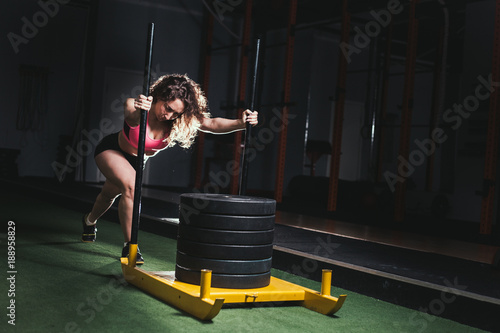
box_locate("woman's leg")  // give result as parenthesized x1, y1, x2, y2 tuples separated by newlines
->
(88, 180, 121, 223)
(94, 150, 136, 242)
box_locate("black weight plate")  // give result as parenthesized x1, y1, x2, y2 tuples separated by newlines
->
(178, 224, 274, 245)
(177, 238, 273, 260)
(179, 211, 275, 231)
(176, 251, 272, 274)
(175, 265, 271, 289)
(180, 193, 276, 216)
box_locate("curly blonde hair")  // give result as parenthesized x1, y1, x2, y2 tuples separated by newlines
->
(149, 73, 210, 148)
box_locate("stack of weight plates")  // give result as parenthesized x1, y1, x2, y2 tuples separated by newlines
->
(175, 193, 276, 289)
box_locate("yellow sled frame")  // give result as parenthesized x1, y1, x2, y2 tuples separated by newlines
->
(122, 244, 346, 321)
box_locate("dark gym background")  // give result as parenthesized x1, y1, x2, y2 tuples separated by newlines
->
(2, 0, 500, 331)
(3, 1, 500, 233)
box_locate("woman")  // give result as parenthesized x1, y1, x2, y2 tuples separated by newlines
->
(82, 74, 258, 264)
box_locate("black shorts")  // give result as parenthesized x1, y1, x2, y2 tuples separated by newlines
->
(94, 132, 146, 171)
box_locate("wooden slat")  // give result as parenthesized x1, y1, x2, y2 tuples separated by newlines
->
(274, 0, 298, 202)
(327, 0, 350, 211)
(394, 0, 419, 222)
(480, 0, 500, 235)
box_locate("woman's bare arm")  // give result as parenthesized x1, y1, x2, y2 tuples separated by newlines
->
(124, 95, 152, 125)
(199, 110, 258, 134)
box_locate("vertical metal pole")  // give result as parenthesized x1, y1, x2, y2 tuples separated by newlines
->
(480, 0, 500, 235)
(376, 21, 393, 182)
(367, 35, 380, 180)
(426, 26, 445, 192)
(274, 0, 298, 203)
(327, 0, 350, 211)
(239, 37, 261, 196)
(394, 1, 419, 222)
(194, 9, 214, 189)
(230, 0, 253, 195)
(129, 23, 154, 266)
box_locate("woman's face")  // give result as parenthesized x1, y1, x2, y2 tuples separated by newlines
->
(154, 98, 185, 121)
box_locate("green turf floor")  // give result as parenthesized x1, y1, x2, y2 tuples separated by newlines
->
(0, 193, 486, 333)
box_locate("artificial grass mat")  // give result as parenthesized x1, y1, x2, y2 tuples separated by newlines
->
(0, 193, 485, 333)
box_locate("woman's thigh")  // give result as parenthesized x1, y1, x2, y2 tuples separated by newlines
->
(95, 150, 136, 194)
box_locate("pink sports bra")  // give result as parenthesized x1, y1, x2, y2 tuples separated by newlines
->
(122, 113, 170, 153)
